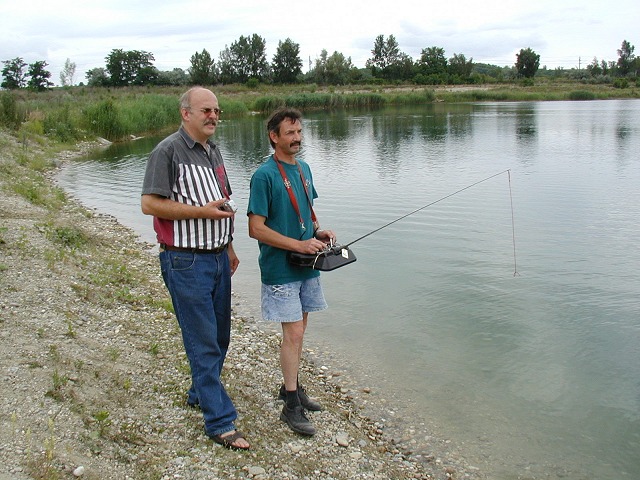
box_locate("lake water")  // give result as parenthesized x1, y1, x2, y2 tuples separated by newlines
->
(57, 100, 640, 479)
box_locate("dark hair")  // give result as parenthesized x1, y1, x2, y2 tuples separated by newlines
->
(266, 107, 302, 148)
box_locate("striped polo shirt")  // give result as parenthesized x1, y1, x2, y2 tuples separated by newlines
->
(142, 127, 233, 250)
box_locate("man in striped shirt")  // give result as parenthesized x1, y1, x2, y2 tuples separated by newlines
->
(141, 87, 249, 450)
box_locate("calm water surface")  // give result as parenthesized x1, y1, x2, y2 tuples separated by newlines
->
(58, 100, 640, 479)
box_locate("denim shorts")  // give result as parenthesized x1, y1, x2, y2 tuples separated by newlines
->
(261, 277, 328, 322)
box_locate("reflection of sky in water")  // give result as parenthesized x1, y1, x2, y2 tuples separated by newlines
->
(58, 100, 640, 479)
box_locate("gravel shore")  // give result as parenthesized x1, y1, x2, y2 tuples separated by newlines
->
(0, 132, 482, 480)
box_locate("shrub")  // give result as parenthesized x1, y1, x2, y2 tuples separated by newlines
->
(44, 223, 87, 250)
(413, 74, 445, 85)
(252, 96, 286, 112)
(252, 92, 387, 112)
(245, 78, 260, 89)
(119, 94, 179, 134)
(218, 98, 248, 116)
(568, 90, 596, 100)
(43, 104, 81, 142)
(0, 91, 24, 130)
(20, 118, 45, 136)
(613, 78, 629, 89)
(83, 99, 128, 141)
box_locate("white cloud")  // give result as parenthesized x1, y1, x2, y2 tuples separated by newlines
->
(1, 0, 637, 85)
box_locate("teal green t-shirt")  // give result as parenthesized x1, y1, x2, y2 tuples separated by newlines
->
(247, 155, 321, 285)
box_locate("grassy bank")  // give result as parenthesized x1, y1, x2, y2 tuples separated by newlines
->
(1, 81, 638, 144)
(0, 132, 159, 304)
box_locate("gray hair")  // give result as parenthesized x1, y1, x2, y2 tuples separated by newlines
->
(179, 86, 204, 110)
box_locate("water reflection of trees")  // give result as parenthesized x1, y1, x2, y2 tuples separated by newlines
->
(303, 111, 367, 174)
(367, 105, 474, 178)
(515, 105, 537, 143)
(306, 110, 352, 140)
(217, 116, 271, 172)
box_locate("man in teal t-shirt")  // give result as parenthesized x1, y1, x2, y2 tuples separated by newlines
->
(247, 108, 336, 436)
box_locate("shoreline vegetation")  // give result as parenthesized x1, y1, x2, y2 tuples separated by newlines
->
(1, 81, 638, 144)
(0, 84, 637, 479)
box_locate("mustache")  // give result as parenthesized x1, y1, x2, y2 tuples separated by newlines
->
(290, 141, 301, 147)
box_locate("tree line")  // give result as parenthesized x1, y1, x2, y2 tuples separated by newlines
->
(2, 35, 638, 90)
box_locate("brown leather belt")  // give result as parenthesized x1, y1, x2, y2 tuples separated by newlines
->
(160, 244, 227, 254)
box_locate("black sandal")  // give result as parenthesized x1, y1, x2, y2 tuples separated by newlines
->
(211, 430, 250, 450)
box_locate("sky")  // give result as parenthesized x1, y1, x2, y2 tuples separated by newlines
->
(1, 0, 638, 86)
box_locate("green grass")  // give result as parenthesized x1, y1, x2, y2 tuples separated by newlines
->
(252, 91, 388, 112)
(2, 81, 637, 143)
(41, 222, 88, 250)
(45, 369, 69, 401)
(10, 174, 66, 208)
(568, 90, 598, 100)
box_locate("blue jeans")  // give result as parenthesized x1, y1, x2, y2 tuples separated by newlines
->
(160, 249, 237, 437)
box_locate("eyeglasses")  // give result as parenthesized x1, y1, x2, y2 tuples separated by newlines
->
(190, 107, 221, 116)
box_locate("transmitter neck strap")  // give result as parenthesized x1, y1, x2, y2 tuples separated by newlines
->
(273, 155, 317, 234)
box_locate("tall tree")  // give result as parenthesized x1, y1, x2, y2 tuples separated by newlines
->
(105, 49, 156, 86)
(218, 34, 270, 84)
(366, 34, 408, 80)
(417, 47, 448, 77)
(60, 58, 76, 86)
(105, 49, 129, 86)
(309, 49, 329, 84)
(309, 49, 355, 85)
(616, 40, 636, 76)
(157, 68, 189, 86)
(189, 49, 216, 85)
(586, 57, 603, 77)
(1, 57, 28, 89)
(244, 34, 270, 81)
(217, 46, 235, 84)
(367, 35, 398, 69)
(85, 67, 110, 87)
(515, 48, 540, 78)
(448, 53, 474, 79)
(134, 65, 159, 85)
(272, 38, 303, 84)
(27, 60, 53, 91)
(324, 51, 355, 85)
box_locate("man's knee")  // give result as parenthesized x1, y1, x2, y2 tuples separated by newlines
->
(282, 320, 305, 344)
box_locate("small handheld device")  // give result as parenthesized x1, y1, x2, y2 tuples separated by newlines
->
(221, 199, 238, 213)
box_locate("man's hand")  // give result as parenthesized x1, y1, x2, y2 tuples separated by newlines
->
(314, 229, 336, 244)
(227, 243, 240, 276)
(142, 195, 234, 220)
(202, 199, 235, 219)
(299, 237, 330, 254)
